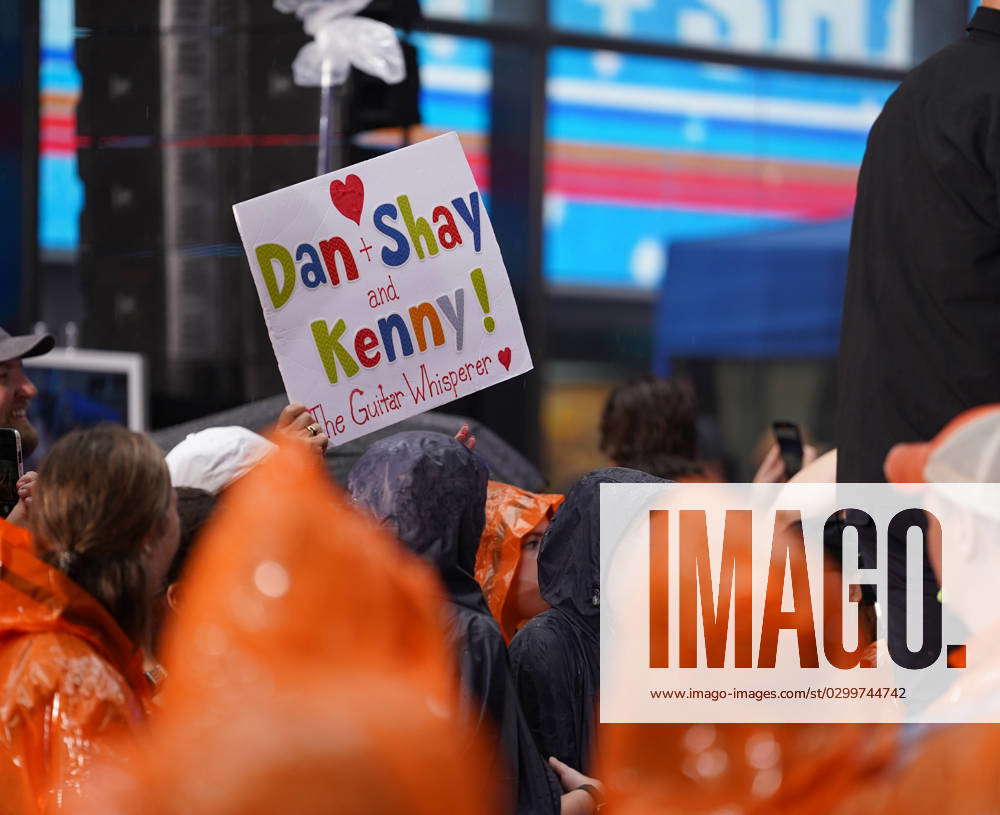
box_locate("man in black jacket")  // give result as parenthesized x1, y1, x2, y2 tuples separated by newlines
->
(837, 4, 1000, 665)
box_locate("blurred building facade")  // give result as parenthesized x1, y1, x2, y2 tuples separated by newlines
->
(18, 0, 974, 475)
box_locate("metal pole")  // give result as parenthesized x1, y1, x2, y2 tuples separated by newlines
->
(18, 0, 41, 333)
(317, 65, 351, 175)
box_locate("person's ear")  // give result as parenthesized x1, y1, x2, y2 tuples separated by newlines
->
(166, 581, 181, 611)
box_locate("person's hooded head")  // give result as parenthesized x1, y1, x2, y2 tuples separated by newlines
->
(476, 481, 564, 642)
(505, 467, 667, 775)
(347, 431, 489, 608)
(538, 467, 666, 634)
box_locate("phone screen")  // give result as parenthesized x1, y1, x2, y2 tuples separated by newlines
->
(772, 421, 803, 479)
(0, 429, 24, 519)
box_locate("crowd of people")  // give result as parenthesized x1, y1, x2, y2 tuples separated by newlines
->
(6, 4, 1000, 809)
(0, 321, 996, 815)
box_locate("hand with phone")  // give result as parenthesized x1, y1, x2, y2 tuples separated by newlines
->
(6, 471, 37, 528)
(753, 421, 817, 483)
(0, 428, 23, 519)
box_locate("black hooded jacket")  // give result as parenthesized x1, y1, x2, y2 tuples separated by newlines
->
(508, 467, 666, 774)
(347, 431, 561, 815)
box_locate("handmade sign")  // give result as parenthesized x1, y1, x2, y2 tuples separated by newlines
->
(233, 132, 533, 445)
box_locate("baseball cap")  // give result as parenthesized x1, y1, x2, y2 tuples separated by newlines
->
(884, 404, 1000, 483)
(166, 427, 278, 494)
(0, 326, 54, 365)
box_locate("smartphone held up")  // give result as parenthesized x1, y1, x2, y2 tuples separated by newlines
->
(0, 428, 24, 519)
(772, 420, 804, 479)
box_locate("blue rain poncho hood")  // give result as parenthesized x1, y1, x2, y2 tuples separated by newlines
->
(348, 431, 561, 815)
(511, 467, 666, 773)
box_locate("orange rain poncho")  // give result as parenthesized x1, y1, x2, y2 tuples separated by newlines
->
(475, 481, 563, 642)
(0, 517, 150, 815)
(82, 439, 500, 815)
(814, 725, 999, 814)
(827, 618, 1000, 814)
(597, 722, 896, 815)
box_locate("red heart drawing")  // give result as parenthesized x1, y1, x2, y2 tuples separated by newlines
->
(498, 347, 512, 370)
(329, 174, 364, 224)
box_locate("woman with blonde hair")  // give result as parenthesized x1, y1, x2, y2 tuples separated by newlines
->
(0, 424, 179, 813)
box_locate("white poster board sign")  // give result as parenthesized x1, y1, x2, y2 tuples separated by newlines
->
(233, 133, 533, 445)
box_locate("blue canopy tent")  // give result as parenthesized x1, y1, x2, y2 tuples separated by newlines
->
(653, 219, 852, 373)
